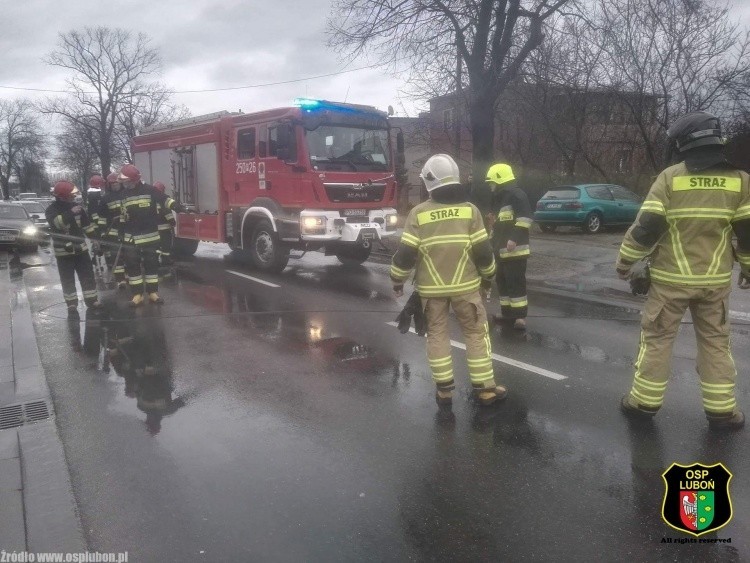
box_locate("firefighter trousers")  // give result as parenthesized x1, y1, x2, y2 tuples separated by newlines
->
(158, 227, 173, 261)
(125, 242, 161, 296)
(103, 236, 126, 282)
(624, 282, 739, 418)
(496, 258, 528, 319)
(56, 252, 98, 307)
(422, 291, 496, 391)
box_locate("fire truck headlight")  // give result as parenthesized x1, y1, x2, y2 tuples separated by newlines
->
(302, 216, 326, 234)
(386, 214, 398, 226)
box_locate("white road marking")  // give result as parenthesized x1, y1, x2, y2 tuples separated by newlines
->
(227, 270, 280, 288)
(386, 322, 568, 381)
(729, 310, 750, 322)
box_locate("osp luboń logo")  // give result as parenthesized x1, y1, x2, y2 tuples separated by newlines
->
(662, 463, 733, 537)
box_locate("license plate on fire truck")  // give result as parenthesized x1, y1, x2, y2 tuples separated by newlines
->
(343, 209, 368, 216)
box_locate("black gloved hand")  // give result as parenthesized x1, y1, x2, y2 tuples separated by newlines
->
(481, 278, 493, 290)
(64, 242, 74, 253)
(412, 292, 427, 337)
(395, 307, 412, 334)
(394, 291, 426, 336)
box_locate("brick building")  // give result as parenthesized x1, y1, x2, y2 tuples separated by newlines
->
(425, 84, 662, 198)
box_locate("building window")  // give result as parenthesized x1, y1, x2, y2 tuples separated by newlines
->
(443, 108, 453, 129)
(237, 128, 256, 160)
(616, 150, 633, 174)
(499, 119, 510, 143)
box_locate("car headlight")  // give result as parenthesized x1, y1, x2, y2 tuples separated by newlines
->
(22, 226, 38, 236)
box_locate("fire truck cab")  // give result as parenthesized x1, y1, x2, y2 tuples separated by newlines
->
(131, 99, 403, 272)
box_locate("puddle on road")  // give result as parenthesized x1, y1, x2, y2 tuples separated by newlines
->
(64, 302, 188, 436)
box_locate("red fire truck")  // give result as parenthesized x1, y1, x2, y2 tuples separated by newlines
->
(131, 99, 404, 272)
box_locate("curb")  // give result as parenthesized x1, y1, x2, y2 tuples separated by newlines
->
(0, 252, 86, 552)
(527, 283, 645, 311)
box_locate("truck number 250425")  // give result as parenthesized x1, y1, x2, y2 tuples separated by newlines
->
(236, 162, 257, 174)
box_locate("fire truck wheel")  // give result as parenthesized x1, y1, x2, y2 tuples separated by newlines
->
(172, 237, 200, 257)
(249, 219, 289, 273)
(335, 244, 371, 266)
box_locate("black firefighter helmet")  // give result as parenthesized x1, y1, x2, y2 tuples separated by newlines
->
(667, 111, 723, 153)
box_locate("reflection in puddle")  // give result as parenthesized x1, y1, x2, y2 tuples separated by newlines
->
(81, 301, 187, 435)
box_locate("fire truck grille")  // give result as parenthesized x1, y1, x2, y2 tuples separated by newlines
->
(324, 183, 385, 203)
(345, 216, 370, 224)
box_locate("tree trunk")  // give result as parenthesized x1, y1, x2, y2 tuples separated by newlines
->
(100, 150, 112, 178)
(0, 173, 9, 200)
(469, 94, 496, 215)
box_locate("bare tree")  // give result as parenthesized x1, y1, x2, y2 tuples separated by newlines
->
(42, 27, 163, 176)
(0, 99, 45, 199)
(14, 157, 50, 195)
(518, 13, 652, 186)
(115, 82, 190, 163)
(597, 0, 750, 170)
(55, 120, 101, 189)
(328, 0, 572, 204)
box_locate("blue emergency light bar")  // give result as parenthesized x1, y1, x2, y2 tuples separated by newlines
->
(293, 98, 321, 108)
(292, 98, 385, 117)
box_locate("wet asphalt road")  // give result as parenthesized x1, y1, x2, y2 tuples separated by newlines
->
(19, 244, 750, 561)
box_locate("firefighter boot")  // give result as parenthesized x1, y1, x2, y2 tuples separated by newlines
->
(513, 318, 526, 331)
(130, 294, 144, 307)
(707, 410, 745, 431)
(620, 395, 657, 420)
(435, 389, 453, 406)
(476, 385, 508, 406)
(148, 292, 164, 304)
(118, 281, 127, 291)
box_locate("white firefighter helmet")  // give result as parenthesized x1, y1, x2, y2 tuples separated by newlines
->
(420, 154, 461, 192)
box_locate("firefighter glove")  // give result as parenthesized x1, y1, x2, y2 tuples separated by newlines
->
(395, 290, 426, 336)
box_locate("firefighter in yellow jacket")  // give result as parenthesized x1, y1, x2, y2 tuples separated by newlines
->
(617, 111, 750, 431)
(391, 154, 506, 406)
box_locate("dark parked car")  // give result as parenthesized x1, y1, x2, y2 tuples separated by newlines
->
(533, 184, 642, 234)
(0, 203, 43, 252)
(18, 201, 51, 245)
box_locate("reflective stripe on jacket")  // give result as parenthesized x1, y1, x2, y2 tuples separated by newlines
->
(45, 200, 96, 257)
(617, 161, 750, 287)
(390, 200, 496, 297)
(491, 184, 532, 259)
(121, 183, 176, 245)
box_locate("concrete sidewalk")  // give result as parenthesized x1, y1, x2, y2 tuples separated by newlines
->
(530, 230, 750, 320)
(378, 226, 750, 318)
(0, 251, 85, 553)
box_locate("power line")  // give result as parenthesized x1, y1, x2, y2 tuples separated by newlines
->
(0, 62, 394, 95)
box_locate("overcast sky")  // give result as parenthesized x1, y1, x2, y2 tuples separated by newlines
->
(0, 0, 419, 118)
(1, 0, 749, 122)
